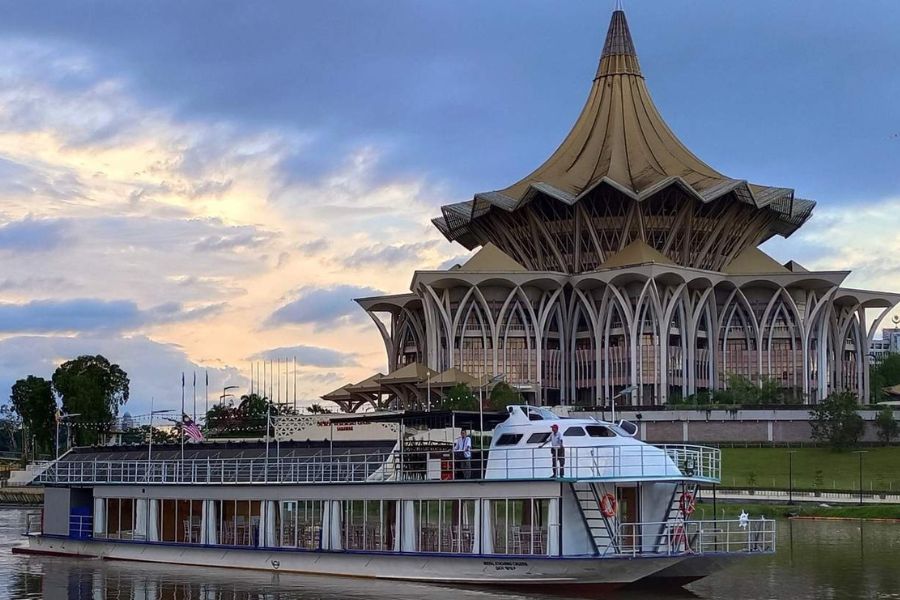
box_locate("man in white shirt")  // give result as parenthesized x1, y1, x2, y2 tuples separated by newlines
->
(453, 429, 472, 479)
(540, 423, 565, 478)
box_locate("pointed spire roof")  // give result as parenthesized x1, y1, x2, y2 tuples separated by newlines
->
(497, 8, 725, 199)
(432, 9, 815, 254)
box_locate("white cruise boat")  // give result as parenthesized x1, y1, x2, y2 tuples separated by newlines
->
(17, 405, 774, 592)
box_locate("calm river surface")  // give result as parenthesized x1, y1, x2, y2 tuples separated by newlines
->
(1, 507, 898, 600)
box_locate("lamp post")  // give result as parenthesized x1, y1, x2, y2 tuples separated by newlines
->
(147, 400, 174, 465)
(55, 413, 81, 462)
(853, 450, 867, 506)
(787, 450, 797, 505)
(220, 385, 238, 405)
(610, 385, 636, 423)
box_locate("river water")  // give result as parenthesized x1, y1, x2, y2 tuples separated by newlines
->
(1, 507, 897, 600)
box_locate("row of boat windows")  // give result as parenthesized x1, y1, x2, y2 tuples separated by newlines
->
(93, 497, 558, 556)
(495, 425, 617, 446)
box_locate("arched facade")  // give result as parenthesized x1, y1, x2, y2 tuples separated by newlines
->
(331, 9, 900, 411)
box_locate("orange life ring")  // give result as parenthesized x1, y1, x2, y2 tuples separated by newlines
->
(679, 491, 696, 516)
(599, 493, 617, 518)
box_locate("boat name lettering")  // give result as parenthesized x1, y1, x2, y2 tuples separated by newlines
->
(482, 560, 527, 571)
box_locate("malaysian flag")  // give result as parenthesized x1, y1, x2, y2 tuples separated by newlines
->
(181, 413, 204, 442)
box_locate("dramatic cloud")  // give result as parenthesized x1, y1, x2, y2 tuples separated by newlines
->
(266, 285, 383, 331)
(250, 344, 358, 368)
(0, 216, 70, 253)
(0, 298, 222, 334)
(341, 240, 440, 269)
(0, 334, 244, 416)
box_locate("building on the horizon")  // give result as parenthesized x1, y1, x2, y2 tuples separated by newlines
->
(870, 320, 900, 363)
(323, 9, 900, 412)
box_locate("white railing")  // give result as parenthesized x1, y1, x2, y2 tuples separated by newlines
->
(25, 512, 42, 535)
(36, 443, 719, 485)
(618, 518, 776, 557)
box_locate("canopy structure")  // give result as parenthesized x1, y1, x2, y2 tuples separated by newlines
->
(330, 410, 510, 432)
(432, 9, 815, 274)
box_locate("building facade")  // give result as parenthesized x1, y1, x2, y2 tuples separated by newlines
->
(327, 10, 900, 411)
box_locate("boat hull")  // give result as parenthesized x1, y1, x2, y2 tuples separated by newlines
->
(631, 554, 744, 586)
(18, 534, 684, 588)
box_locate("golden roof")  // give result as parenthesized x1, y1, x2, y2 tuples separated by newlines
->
(601, 239, 675, 269)
(724, 247, 790, 275)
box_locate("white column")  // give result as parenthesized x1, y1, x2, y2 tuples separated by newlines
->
(472, 499, 482, 554)
(201, 500, 218, 545)
(548, 498, 560, 556)
(92, 498, 105, 537)
(264, 500, 277, 547)
(321, 500, 343, 550)
(480, 499, 494, 554)
(401, 500, 416, 552)
(148, 499, 160, 542)
(134, 498, 148, 540)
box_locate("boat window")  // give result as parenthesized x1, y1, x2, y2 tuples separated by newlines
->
(495, 433, 523, 446)
(526, 432, 550, 444)
(528, 413, 544, 421)
(564, 427, 586, 437)
(585, 425, 617, 438)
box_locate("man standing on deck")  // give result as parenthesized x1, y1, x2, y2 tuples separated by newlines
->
(540, 423, 565, 478)
(453, 429, 472, 479)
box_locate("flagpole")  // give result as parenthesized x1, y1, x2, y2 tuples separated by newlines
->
(205, 370, 209, 419)
(192, 371, 197, 422)
(180, 373, 185, 461)
(293, 356, 297, 412)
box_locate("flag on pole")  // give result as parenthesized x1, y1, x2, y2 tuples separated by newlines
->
(182, 414, 204, 442)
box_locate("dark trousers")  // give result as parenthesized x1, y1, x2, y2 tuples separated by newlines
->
(551, 447, 565, 478)
(454, 451, 470, 480)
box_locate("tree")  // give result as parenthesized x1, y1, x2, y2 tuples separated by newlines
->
(869, 353, 900, 403)
(809, 391, 865, 450)
(0, 404, 21, 453)
(488, 382, 521, 410)
(441, 384, 478, 411)
(875, 406, 899, 444)
(52, 355, 130, 445)
(306, 403, 333, 414)
(10, 376, 56, 455)
(121, 425, 177, 445)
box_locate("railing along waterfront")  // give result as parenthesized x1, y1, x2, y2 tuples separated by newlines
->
(36, 444, 719, 485)
(618, 518, 776, 556)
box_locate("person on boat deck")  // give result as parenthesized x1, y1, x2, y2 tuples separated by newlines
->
(453, 429, 472, 479)
(540, 424, 565, 478)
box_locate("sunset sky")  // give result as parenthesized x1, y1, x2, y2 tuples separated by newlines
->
(0, 0, 898, 417)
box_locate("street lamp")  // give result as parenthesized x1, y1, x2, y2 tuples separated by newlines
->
(787, 450, 798, 505)
(853, 450, 868, 506)
(147, 400, 174, 465)
(610, 385, 636, 423)
(55, 413, 81, 462)
(220, 385, 239, 405)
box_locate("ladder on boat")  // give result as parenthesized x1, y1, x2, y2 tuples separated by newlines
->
(571, 482, 618, 556)
(656, 481, 699, 553)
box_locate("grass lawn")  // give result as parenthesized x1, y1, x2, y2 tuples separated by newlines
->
(720, 447, 900, 492)
(692, 501, 900, 521)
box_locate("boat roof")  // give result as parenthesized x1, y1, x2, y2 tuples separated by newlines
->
(59, 439, 396, 462)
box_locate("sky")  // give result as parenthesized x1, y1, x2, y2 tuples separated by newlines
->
(0, 0, 897, 418)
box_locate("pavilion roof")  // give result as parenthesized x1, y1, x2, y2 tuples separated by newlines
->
(345, 373, 385, 394)
(377, 363, 437, 385)
(421, 368, 480, 388)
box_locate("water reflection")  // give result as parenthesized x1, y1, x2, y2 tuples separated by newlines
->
(3, 508, 900, 600)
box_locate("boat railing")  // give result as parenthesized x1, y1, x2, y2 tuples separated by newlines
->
(36, 443, 719, 485)
(618, 518, 776, 556)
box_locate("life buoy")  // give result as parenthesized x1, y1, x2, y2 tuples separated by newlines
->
(679, 491, 696, 516)
(599, 493, 617, 518)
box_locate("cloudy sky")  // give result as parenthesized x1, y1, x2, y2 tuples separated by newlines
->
(0, 0, 897, 417)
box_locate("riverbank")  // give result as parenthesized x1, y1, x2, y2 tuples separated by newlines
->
(721, 447, 900, 491)
(695, 500, 900, 521)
